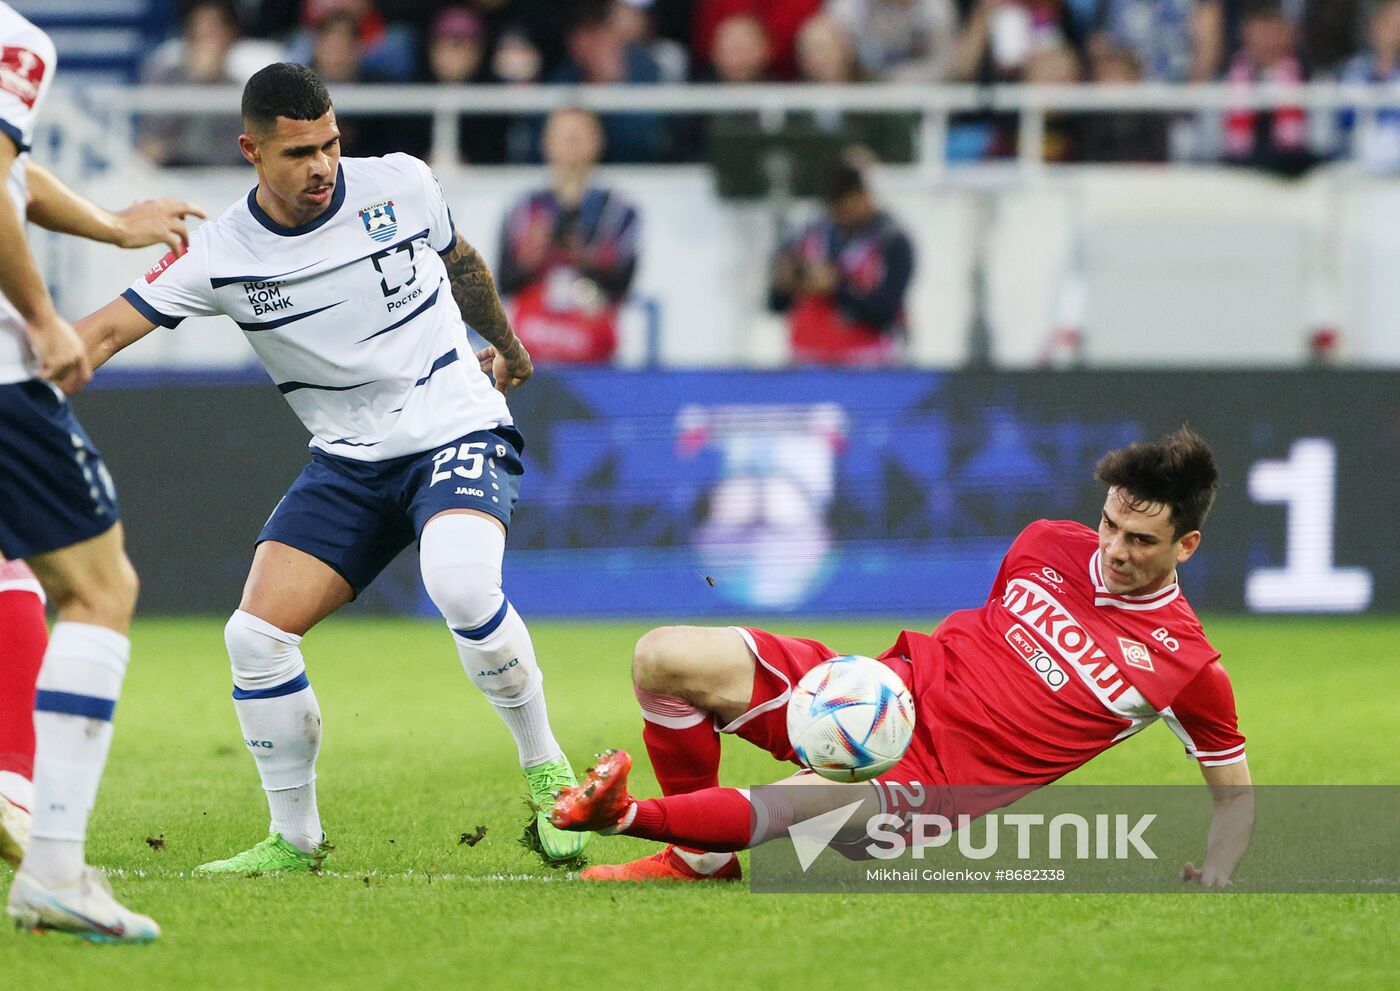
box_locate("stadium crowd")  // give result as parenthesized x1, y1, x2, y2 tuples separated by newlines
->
(140, 0, 1400, 170)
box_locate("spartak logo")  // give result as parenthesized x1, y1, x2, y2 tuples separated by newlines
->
(1117, 637, 1154, 672)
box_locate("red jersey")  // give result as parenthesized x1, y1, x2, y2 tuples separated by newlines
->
(884, 520, 1245, 790)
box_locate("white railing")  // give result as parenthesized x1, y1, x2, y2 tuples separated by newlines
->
(64, 80, 1400, 174)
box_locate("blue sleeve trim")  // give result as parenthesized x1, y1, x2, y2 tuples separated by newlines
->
(0, 117, 29, 153)
(232, 672, 310, 701)
(35, 690, 116, 721)
(120, 288, 184, 329)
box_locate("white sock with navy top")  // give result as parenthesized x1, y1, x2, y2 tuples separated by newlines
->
(25, 622, 129, 885)
(420, 513, 562, 768)
(225, 609, 323, 853)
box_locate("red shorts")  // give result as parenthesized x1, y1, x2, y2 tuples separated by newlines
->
(724, 627, 916, 767)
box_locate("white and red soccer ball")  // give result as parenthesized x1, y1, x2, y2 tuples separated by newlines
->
(786, 655, 916, 782)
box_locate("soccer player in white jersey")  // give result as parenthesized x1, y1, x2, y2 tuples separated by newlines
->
(76, 62, 592, 871)
(0, 0, 203, 943)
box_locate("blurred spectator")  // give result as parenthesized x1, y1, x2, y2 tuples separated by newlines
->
(795, 13, 862, 82)
(288, 0, 418, 81)
(1222, 0, 1316, 175)
(497, 108, 642, 364)
(397, 6, 509, 166)
(826, 0, 958, 82)
(1080, 41, 1171, 161)
(613, 0, 691, 82)
(141, 1, 281, 166)
(1338, 0, 1400, 172)
(309, 12, 407, 157)
(704, 13, 773, 81)
(1091, 0, 1225, 83)
(952, 0, 1086, 83)
(493, 27, 546, 84)
(792, 15, 920, 160)
(548, 1, 668, 163)
(1024, 43, 1084, 161)
(768, 158, 914, 366)
(694, 0, 824, 80)
(475, 0, 571, 79)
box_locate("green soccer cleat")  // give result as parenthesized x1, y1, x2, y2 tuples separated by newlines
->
(194, 832, 330, 876)
(523, 756, 592, 864)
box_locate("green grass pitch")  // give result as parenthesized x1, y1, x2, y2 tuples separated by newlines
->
(4, 616, 1396, 989)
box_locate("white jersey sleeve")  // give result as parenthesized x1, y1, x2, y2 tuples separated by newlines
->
(120, 232, 220, 328)
(0, 8, 55, 153)
(395, 153, 456, 255)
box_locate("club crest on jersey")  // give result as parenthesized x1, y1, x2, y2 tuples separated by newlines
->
(359, 200, 398, 243)
(1117, 637, 1154, 672)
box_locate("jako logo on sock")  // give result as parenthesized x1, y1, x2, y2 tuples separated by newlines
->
(244, 739, 274, 749)
(476, 658, 520, 677)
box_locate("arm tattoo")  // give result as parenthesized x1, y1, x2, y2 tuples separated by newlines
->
(443, 232, 522, 358)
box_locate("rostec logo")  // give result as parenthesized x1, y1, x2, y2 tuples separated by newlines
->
(1004, 624, 1068, 692)
(0, 47, 46, 109)
(1000, 578, 1152, 718)
(1117, 637, 1154, 672)
(144, 248, 182, 284)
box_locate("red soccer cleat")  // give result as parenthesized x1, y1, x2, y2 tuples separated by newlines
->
(549, 749, 635, 833)
(580, 846, 742, 882)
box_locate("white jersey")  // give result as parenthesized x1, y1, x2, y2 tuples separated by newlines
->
(123, 154, 511, 461)
(0, 2, 56, 385)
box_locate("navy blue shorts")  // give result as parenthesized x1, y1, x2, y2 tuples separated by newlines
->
(258, 425, 525, 596)
(0, 380, 120, 560)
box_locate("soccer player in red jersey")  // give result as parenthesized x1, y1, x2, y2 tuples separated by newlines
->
(0, 556, 45, 867)
(552, 428, 1253, 886)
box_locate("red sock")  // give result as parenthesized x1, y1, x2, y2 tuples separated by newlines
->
(0, 589, 48, 781)
(635, 688, 724, 855)
(624, 788, 753, 852)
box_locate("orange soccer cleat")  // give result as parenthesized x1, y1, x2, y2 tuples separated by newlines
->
(549, 749, 636, 833)
(580, 846, 742, 882)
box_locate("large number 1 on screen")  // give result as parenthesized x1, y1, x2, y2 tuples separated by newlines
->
(1244, 438, 1373, 612)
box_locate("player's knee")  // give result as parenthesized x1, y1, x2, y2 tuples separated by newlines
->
(421, 561, 504, 631)
(224, 609, 305, 692)
(633, 626, 698, 694)
(49, 553, 139, 626)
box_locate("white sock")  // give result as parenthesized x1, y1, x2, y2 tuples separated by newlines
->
(225, 610, 322, 850)
(451, 606, 562, 767)
(419, 513, 563, 768)
(26, 622, 129, 884)
(266, 784, 321, 853)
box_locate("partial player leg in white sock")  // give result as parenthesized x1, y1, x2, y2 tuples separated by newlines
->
(25, 622, 129, 886)
(419, 513, 562, 767)
(225, 610, 323, 852)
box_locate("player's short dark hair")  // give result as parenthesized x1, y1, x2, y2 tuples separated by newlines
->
(241, 62, 332, 136)
(1095, 426, 1218, 537)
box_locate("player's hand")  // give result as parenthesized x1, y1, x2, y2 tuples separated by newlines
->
(486, 341, 533, 396)
(28, 314, 92, 395)
(114, 197, 207, 253)
(1180, 861, 1232, 888)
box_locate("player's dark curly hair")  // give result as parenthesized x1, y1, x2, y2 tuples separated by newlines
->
(241, 63, 332, 135)
(1095, 426, 1218, 537)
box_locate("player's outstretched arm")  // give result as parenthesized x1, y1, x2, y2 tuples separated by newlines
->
(75, 297, 159, 372)
(0, 135, 88, 393)
(442, 230, 533, 395)
(24, 159, 205, 253)
(1182, 758, 1254, 888)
